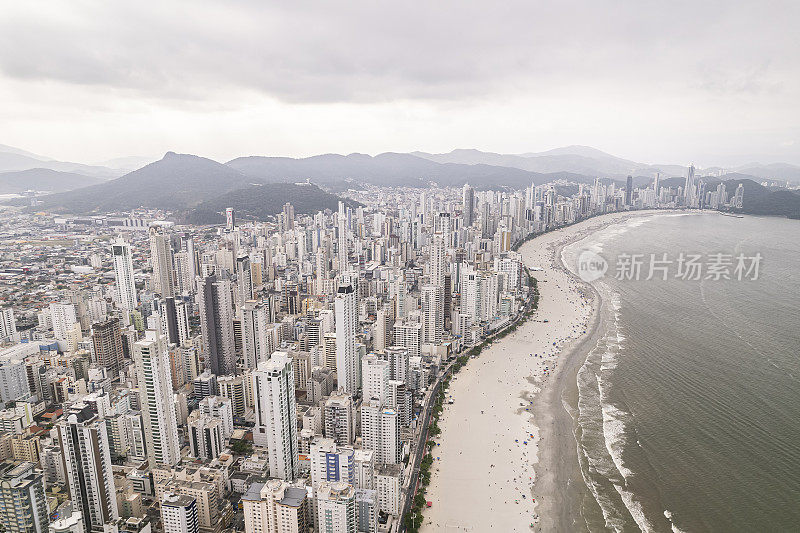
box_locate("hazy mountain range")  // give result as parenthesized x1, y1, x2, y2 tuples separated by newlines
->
(2, 143, 799, 221)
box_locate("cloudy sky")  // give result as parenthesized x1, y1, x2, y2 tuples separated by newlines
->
(1, 1, 798, 166)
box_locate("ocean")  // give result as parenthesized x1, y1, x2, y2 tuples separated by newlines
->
(562, 212, 800, 532)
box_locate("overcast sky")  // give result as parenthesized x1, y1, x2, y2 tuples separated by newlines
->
(1, 1, 798, 166)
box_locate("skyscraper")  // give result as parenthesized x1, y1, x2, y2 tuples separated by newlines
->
(161, 493, 199, 533)
(360, 400, 401, 465)
(91, 318, 124, 378)
(187, 412, 224, 461)
(361, 355, 389, 405)
(315, 482, 357, 533)
(149, 226, 175, 297)
(310, 438, 355, 488)
(421, 284, 444, 345)
(111, 238, 137, 312)
(242, 300, 271, 370)
(134, 333, 181, 466)
(335, 277, 358, 394)
(337, 201, 347, 269)
(242, 479, 309, 533)
(226, 207, 236, 231)
(57, 406, 119, 532)
(253, 352, 298, 480)
(236, 255, 254, 308)
(324, 393, 355, 446)
(198, 273, 237, 376)
(0, 306, 19, 343)
(684, 164, 697, 207)
(0, 461, 49, 533)
(50, 302, 77, 341)
(462, 184, 475, 226)
(625, 175, 633, 206)
(429, 234, 446, 289)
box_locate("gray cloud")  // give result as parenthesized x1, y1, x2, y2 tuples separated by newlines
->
(1, 1, 797, 104)
(0, 1, 798, 166)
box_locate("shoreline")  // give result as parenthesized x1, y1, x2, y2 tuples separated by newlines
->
(418, 210, 681, 533)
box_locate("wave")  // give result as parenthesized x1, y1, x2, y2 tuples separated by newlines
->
(664, 510, 689, 533)
(569, 229, 666, 532)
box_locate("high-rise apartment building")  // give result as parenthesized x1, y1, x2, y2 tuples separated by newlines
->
(0, 307, 19, 343)
(188, 413, 224, 461)
(421, 285, 443, 345)
(198, 273, 237, 376)
(161, 493, 199, 533)
(0, 461, 49, 533)
(57, 406, 119, 532)
(242, 300, 271, 370)
(91, 318, 124, 378)
(149, 225, 175, 297)
(242, 479, 308, 533)
(323, 393, 354, 446)
(111, 238, 137, 312)
(253, 352, 298, 480)
(315, 482, 357, 533)
(361, 355, 389, 405)
(360, 400, 401, 465)
(134, 333, 181, 466)
(462, 184, 475, 226)
(335, 278, 358, 394)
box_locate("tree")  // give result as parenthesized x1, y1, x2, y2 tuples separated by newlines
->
(230, 440, 253, 455)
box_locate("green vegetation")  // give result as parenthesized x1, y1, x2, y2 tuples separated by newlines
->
(187, 183, 360, 225)
(230, 440, 253, 455)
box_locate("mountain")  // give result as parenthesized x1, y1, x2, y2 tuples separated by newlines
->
(187, 183, 358, 224)
(227, 152, 554, 189)
(28, 152, 254, 213)
(24, 152, 356, 222)
(733, 163, 800, 184)
(0, 147, 120, 179)
(0, 143, 52, 161)
(0, 168, 103, 194)
(723, 178, 800, 218)
(411, 146, 690, 178)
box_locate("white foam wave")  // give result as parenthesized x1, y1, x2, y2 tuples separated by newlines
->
(664, 510, 690, 533)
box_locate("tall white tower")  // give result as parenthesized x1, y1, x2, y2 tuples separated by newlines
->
(335, 276, 358, 394)
(0, 306, 18, 343)
(49, 302, 77, 341)
(149, 225, 175, 297)
(422, 284, 444, 345)
(429, 234, 446, 289)
(57, 406, 120, 531)
(111, 238, 137, 312)
(684, 164, 697, 207)
(242, 300, 271, 369)
(362, 354, 389, 405)
(337, 201, 348, 270)
(361, 400, 401, 465)
(134, 332, 181, 466)
(253, 352, 299, 480)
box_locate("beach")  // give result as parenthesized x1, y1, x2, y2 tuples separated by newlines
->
(420, 211, 669, 532)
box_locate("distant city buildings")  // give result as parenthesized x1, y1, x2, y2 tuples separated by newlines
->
(0, 164, 751, 533)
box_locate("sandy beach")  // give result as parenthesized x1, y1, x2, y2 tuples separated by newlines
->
(420, 211, 671, 532)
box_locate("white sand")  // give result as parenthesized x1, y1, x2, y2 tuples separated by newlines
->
(419, 211, 659, 532)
